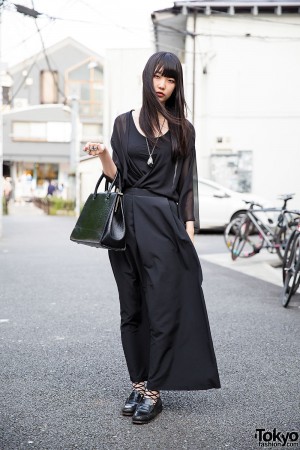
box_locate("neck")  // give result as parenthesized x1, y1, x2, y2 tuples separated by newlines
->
(157, 112, 165, 123)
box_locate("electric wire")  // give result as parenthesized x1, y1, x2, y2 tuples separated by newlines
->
(30, 0, 67, 103)
(3, 0, 300, 76)
(9, 55, 40, 103)
(1, 0, 77, 60)
(4, 0, 300, 55)
(6, 0, 75, 103)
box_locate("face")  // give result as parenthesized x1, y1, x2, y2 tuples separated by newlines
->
(153, 70, 176, 104)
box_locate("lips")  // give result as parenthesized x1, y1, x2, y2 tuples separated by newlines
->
(156, 92, 165, 98)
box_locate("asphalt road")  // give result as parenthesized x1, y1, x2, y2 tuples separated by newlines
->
(0, 205, 299, 450)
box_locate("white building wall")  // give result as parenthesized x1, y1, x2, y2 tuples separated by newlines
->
(103, 48, 154, 147)
(192, 13, 300, 205)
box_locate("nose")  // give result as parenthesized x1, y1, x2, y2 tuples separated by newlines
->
(158, 77, 166, 89)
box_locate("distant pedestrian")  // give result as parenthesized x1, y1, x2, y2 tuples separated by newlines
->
(3, 177, 13, 213)
(47, 181, 56, 196)
(83, 52, 221, 424)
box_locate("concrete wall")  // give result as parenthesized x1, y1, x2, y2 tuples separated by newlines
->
(187, 13, 300, 206)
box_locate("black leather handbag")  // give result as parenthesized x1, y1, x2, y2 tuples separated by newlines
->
(70, 171, 126, 250)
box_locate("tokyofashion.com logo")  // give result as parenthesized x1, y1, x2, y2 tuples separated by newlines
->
(255, 428, 299, 447)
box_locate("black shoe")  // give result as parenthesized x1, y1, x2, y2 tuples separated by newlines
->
(132, 397, 163, 424)
(121, 390, 144, 416)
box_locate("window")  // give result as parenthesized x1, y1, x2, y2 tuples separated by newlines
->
(210, 151, 253, 192)
(40, 70, 59, 104)
(12, 121, 71, 142)
(12, 122, 46, 141)
(65, 59, 103, 117)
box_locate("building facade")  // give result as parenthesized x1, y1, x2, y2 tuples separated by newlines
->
(152, 1, 300, 205)
(2, 37, 104, 200)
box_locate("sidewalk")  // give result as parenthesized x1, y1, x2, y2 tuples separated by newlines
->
(7, 200, 44, 216)
(0, 212, 299, 450)
(201, 251, 283, 288)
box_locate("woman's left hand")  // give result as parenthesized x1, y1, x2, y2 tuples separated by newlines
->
(185, 221, 195, 243)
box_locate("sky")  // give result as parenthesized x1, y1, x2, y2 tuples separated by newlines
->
(1, 0, 174, 68)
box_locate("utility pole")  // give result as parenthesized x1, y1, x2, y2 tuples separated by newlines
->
(0, 0, 4, 238)
(69, 96, 81, 217)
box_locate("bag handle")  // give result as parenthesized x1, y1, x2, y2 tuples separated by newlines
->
(93, 171, 120, 199)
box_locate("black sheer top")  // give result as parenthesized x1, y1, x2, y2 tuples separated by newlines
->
(110, 110, 199, 224)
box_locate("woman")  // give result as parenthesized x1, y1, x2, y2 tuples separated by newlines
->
(84, 52, 221, 424)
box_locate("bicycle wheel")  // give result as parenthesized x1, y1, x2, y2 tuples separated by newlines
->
(224, 217, 244, 253)
(282, 232, 300, 307)
(282, 229, 297, 284)
(275, 224, 295, 261)
(231, 218, 263, 260)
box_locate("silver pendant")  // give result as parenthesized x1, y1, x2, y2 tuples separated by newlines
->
(147, 156, 153, 167)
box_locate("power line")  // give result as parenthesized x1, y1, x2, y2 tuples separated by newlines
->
(30, 0, 67, 103)
(4, 0, 300, 75)
(1, 15, 52, 59)
(10, 54, 40, 102)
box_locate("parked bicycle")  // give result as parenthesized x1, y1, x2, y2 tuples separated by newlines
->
(226, 194, 296, 261)
(281, 210, 300, 307)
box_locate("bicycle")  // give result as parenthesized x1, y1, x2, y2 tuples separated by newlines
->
(224, 206, 257, 257)
(224, 194, 295, 258)
(281, 211, 300, 307)
(230, 194, 296, 261)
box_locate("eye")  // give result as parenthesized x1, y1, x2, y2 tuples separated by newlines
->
(168, 79, 175, 84)
(154, 73, 160, 79)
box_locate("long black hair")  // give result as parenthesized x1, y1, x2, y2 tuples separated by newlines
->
(139, 52, 190, 159)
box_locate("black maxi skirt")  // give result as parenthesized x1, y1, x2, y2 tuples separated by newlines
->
(109, 188, 221, 391)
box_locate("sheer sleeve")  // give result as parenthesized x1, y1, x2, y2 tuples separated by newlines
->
(110, 123, 121, 172)
(108, 114, 129, 189)
(177, 126, 200, 228)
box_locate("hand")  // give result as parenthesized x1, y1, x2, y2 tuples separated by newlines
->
(83, 142, 106, 156)
(185, 221, 195, 243)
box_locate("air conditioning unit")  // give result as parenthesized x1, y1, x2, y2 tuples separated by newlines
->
(13, 98, 28, 109)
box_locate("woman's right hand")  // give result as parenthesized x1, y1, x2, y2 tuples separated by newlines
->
(83, 142, 107, 157)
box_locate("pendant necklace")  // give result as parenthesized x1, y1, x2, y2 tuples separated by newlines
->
(145, 118, 166, 168)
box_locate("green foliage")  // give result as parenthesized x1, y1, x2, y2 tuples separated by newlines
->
(33, 197, 75, 215)
(49, 197, 75, 215)
(2, 196, 8, 215)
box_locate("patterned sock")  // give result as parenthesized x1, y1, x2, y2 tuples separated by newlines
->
(132, 381, 146, 395)
(144, 389, 160, 404)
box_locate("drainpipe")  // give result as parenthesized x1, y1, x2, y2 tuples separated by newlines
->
(192, 11, 196, 124)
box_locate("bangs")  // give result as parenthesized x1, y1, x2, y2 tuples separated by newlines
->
(154, 56, 179, 80)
